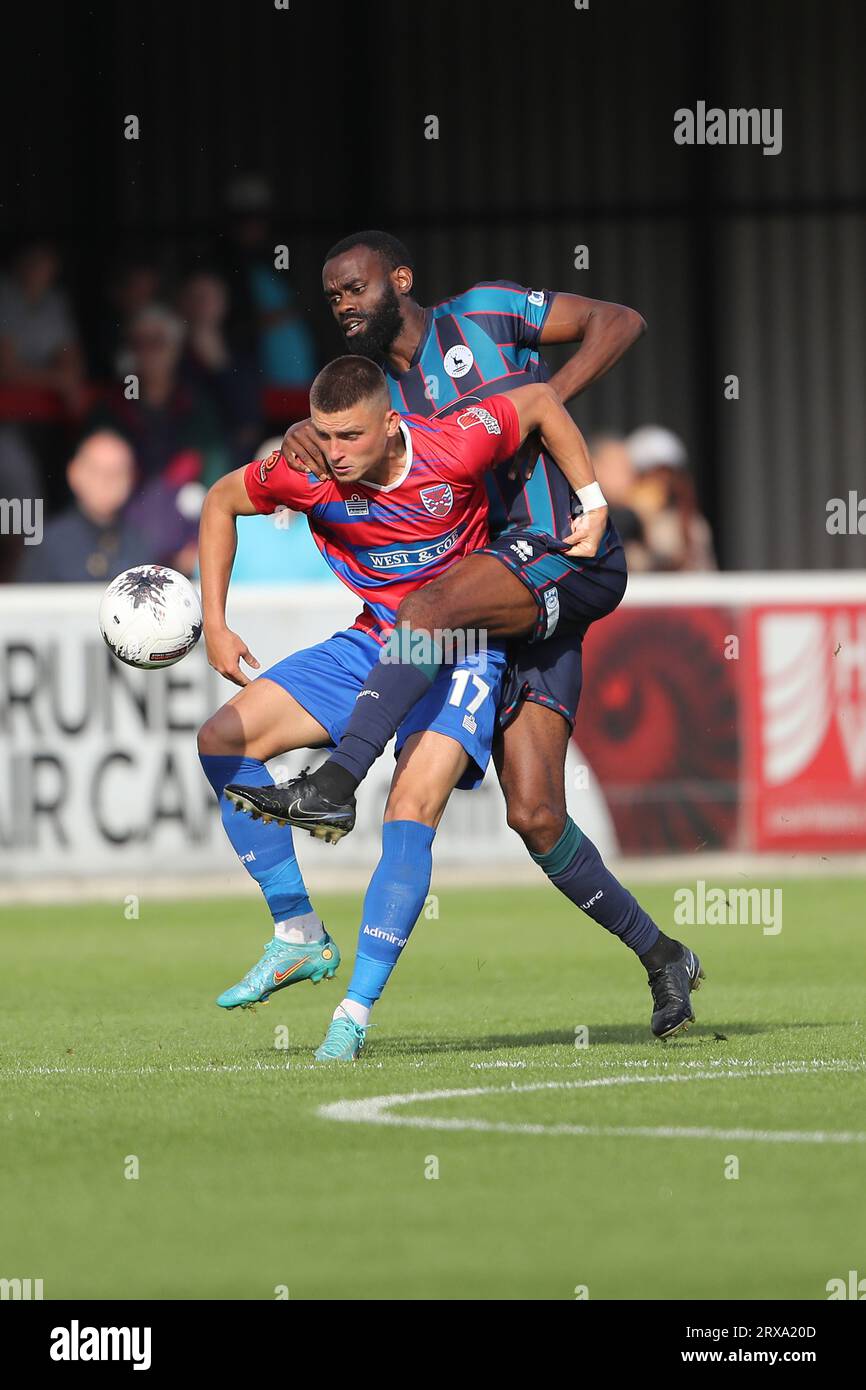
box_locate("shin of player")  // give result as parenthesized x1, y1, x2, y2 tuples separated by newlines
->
(317, 729, 465, 1061)
(196, 679, 341, 1009)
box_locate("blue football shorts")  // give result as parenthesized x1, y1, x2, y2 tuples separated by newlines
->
(260, 627, 507, 790)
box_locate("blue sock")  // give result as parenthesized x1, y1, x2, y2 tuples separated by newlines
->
(531, 817, 660, 956)
(345, 819, 436, 1006)
(325, 625, 444, 790)
(200, 753, 315, 927)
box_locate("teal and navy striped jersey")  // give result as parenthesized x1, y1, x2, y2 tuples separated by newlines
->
(384, 281, 570, 539)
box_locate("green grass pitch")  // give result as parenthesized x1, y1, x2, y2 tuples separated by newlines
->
(1, 877, 864, 1300)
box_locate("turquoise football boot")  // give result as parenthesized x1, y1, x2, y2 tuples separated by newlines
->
(314, 1006, 369, 1061)
(216, 932, 340, 1010)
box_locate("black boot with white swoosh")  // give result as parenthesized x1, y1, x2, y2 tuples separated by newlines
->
(224, 770, 356, 844)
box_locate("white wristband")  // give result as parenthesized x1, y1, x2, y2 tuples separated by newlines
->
(576, 481, 607, 513)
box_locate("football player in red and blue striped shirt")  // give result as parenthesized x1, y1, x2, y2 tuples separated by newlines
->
(197, 355, 630, 1056)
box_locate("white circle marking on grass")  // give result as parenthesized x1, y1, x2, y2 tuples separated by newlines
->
(317, 1060, 866, 1144)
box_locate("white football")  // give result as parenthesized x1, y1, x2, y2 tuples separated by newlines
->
(98, 565, 203, 669)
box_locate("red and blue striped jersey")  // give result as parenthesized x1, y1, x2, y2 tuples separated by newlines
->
(243, 393, 521, 641)
(383, 281, 572, 540)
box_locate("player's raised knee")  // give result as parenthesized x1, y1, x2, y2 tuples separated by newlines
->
(197, 706, 245, 758)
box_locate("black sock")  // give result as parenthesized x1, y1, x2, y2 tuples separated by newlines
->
(312, 760, 359, 804)
(638, 932, 683, 972)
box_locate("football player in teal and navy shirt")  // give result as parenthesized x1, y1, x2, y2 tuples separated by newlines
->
(269, 232, 705, 1042)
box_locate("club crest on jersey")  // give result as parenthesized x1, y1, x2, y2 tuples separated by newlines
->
(419, 483, 454, 518)
(443, 345, 474, 379)
(456, 406, 501, 436)
(258, 450, 281, 484)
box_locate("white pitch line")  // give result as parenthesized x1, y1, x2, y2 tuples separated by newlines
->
(317, 1061, 866, 1144)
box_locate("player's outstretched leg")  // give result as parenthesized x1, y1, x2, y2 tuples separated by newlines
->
(198, 686, 341, 1008)
(532, 816, 704, 1037)
(497, 702, 705, 1039)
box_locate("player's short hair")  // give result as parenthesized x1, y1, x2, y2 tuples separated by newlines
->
(309, 355, 390, 414)
(323, 229, 414, 275)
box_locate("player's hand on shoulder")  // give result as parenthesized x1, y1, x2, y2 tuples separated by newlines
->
(562, 504, 609, 559)
(204, 625, 261, 688)
(281, 417, 329, 480)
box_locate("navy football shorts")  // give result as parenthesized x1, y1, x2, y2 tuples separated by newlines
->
(477, 524, 628, 729)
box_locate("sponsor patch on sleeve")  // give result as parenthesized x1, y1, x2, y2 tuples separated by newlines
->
(258, 450, 281, 485)
(455, 406, 502, 436)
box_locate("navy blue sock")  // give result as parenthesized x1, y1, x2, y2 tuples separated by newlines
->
(531, 817, 660, 956)
(321, 624, 444, 796)
(344, 819, 436, 1006)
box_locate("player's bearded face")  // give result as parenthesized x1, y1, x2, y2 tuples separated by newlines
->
(339, 282, 403, 359)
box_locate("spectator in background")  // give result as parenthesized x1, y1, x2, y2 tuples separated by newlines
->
(0, 242, 85, 410)
(0, 242, 87, 516)
(87, 305, 227, 576)
(588, 432, 652, 572)
(226, 437, 340, 586)
(626, 425, 717, 571)
(98, 254, 164, 378)
(88, 305, 229, 487)
(176, 270, 261, 468)
(17, 430, 150, 583)
(221, 174, 316, 387)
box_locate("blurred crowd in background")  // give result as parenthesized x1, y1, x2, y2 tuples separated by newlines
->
(0, 178, 716, 588)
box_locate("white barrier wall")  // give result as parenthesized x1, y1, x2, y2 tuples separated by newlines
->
(0, 585, 616, 882)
